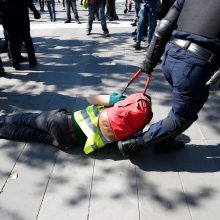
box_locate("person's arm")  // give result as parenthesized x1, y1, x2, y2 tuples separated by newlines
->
(86, 95, 111, 106)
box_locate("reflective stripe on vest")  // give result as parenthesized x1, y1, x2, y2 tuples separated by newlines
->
(74, 105, 109, 154)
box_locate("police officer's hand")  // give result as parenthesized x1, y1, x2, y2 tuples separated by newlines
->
(34, 11, 41, 19)
(140, 58, 154, 74)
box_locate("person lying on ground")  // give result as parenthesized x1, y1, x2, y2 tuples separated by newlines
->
(0, 92, 152, 154)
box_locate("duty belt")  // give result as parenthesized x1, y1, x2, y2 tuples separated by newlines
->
(170, 38, 216, 63)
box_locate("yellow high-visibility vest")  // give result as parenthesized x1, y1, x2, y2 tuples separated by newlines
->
(74, 105, 110, 154)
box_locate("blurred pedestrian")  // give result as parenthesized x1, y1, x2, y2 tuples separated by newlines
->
(0, 57, 5, 77)
(134, 0, 159, 50)
(0, 0, 41, 70)
(45, 0, 56, 21)
(39, 0, 45, 11)
(64, 0, 81, 24)
(86, 0, 110, 37)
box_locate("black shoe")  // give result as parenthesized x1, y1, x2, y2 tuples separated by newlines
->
(124, 8, 128, 14)
(131, 31, 137, 36)
(86, 30, 91, 35)
(134, 42, 141, 50)
(18, 56, 28, 63)
(29, 60, 37, 68)
(146, 41, 150, 48)
(12, 63, 21, 70)
(104, 32, 110, 37)
(76, 19, 81, 24)
(153, 139, 185, 154)
(64, 20, 71, 23)
(130, 22, 137, 27)
(0, 67, 5, 77)
(118, 137, 144, 158)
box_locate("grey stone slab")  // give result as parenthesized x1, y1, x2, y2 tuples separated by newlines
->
(0, 140, 25, 192)
(37, 148, 94, 220)
(89, 155, 139, 220)
(0, 143, 58, 220)
(175, 140, 220, 220)
(132, 148, 191, 220)
(195, 89, 220, 140)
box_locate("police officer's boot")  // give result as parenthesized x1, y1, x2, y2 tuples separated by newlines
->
(118, 133, 185, 158)
(118, 136, 145, 158)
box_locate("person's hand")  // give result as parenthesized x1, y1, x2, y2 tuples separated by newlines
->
(140, 58, 154, 74)
(34, 11, 41, 19)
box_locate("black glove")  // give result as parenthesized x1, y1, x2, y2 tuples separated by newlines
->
(34, 11, 41, 19)
(140, 57, 154, 74)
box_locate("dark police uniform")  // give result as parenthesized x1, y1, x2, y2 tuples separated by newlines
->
(0, 0, 39, 69)
(118, 0, 220, 156)
(147, 0, 220, 140)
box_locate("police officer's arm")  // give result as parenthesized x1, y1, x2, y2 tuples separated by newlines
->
(141, 0, 184, 73)
(86, 95, 110, 106)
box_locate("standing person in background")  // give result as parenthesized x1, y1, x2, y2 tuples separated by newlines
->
(86, 0, 110, 37)
(134, 0, 159, 50)
(0, 0, 41, 70)
(106, 0, 118, 21)
(64, 0, 81, 23)
(156, 0, 175, 20)
(62, 0, 66, 9)
(0, 57, 5, 77)
(130, 0, 141, 27)
(39, 0, 45, 11)
(45, 0, 56, 21)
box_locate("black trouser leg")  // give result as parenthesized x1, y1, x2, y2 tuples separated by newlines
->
(0, 123, 54, 145)
(22, 32, 36, 63)
(8, 33, 21, 67)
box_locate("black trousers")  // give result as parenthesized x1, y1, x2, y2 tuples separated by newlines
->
(0, 109, 74, 149)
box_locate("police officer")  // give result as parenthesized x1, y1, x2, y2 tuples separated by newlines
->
(0, 0, 40, 70)
(118, 0, 220, 157)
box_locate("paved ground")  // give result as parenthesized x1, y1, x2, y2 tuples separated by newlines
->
(0, 2, 220, 220)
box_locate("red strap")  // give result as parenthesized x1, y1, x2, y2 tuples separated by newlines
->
(143, 72, 152, 95)
(131, 69, 142, 81)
